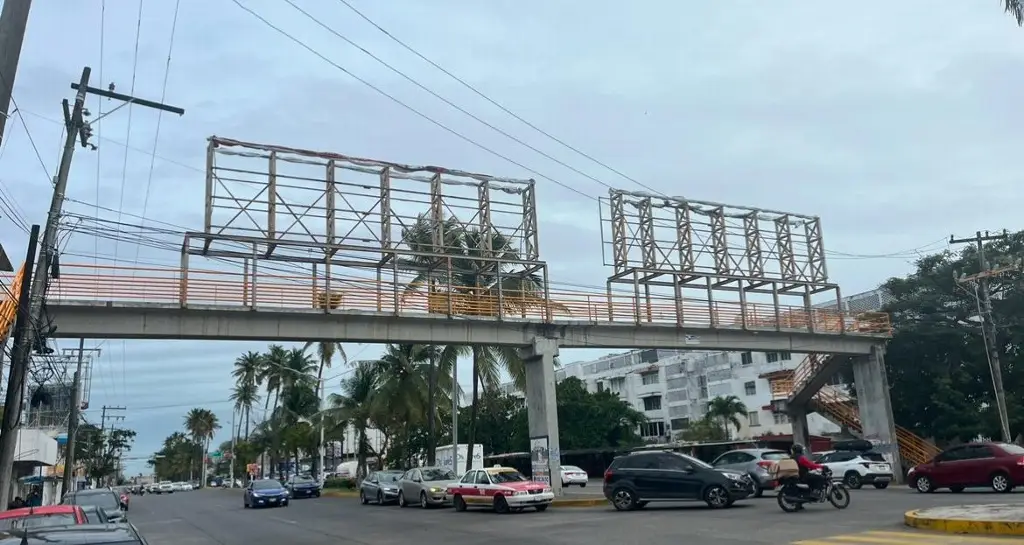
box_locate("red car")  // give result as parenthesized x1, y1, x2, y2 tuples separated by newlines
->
(0, 505, 87, 529)
(908, 441, 1024, 493)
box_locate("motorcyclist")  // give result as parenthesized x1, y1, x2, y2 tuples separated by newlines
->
(790, 443, 826, 498)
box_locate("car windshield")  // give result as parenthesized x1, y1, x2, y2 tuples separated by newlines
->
(379, 472, 404, 482)
(0, 513, 79, 530)
(862, 452, 886, 462)
(252, 480, 283, 490)
(488, 470, 528, 483)
(66, 492, 119, 510)
(761, 451, 790, 461)
(421, 468, 455, 481)
(292, 477, 314, 484)
(561, 466, 583, 472)
(80, 507, 106, 524)
(674, 453, 712, 469)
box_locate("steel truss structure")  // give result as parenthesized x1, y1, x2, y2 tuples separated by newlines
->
(601, 189, 843, 330)
(190, 137, 550, 317)
(25, 349, 94, 429)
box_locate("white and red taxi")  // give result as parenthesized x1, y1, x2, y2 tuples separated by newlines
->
(446, 466, 554, 513)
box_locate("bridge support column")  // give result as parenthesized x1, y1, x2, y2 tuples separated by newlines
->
(852, 345, 904, 484)
(790, 407, 810, 452)
(520, 337, 562, 497)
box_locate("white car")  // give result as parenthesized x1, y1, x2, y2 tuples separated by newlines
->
(813, 450, 894, 489)
(157, 481, 174, 494)
(560, 465, 589, 487)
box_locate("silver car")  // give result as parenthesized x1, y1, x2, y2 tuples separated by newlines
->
(710, 448, 791, 497)
(397, 467, 458, 508)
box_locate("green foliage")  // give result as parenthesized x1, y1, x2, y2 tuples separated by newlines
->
(676, 417, 728, 442)
(881, 231, 1024, 444)
(323, 477, 356, 489)
(76, 424, 136, 483)
(556, 377, 646, 450)
(705, 395, 748, 435)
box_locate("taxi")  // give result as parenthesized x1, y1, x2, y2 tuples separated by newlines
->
(446, 466, 554, 513)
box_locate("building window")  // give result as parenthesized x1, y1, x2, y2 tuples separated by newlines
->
(773, 412, 790, 425)
(643, 396, 662, 411)
(640, 421, 666, 437)
(744, 381, 756, 396)
(748, 411, 760, 427)
(641, 372, 659, 386)
(596, 382, 605, 393)
(741, 352, 753, 366)
(780, 351, 791, 360)
(766, 352, 779, 363)
(609, 377, 625, 391)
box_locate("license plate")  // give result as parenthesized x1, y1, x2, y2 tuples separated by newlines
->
(875, 476, 891, 482)
(269, 498, 278, 503)
(873, 465, 890, 472)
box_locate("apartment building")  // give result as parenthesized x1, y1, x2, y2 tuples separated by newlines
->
(501, 348, 840, 442)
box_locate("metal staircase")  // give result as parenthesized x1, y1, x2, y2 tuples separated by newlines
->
(772, 355, 940, 468)
(0, 264, 25, 339)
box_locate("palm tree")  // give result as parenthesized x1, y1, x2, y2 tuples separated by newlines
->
(1007, 0, 1023, 25)
(184, 408, 220, 486)
(232, 351, 264, 438)
(705, 395, 748, 439)
(259, 345, 289, 420)
(325, 361, 379, 479)
(301, 342, 346, 477)
(400, 215, 555, 471)
(230, 382, 260, 439)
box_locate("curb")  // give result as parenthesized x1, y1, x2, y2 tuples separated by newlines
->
(905, 509, 1024, 536)
(552, 498, 608, 508)
(322, 490, 358, 498)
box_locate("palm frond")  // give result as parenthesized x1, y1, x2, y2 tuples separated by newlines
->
(1007, 0, 1024, 25)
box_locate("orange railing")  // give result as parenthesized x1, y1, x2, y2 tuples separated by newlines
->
(0, 264, 25, 339)
(16, 263, 892, 335)
(790, 353, 827, 396)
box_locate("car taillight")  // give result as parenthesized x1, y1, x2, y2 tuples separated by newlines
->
(756, 461, 774, 469)
(603, 469, 613, 482)
(1017, 456, 1024, 466)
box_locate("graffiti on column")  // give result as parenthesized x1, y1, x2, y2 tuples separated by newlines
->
(530, 436, 550, 484)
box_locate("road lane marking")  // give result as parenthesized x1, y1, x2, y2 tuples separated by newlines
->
(794, 530, 1024, 544)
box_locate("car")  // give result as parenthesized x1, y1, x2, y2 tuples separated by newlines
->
(76, 505, 109, 525)
(710, 448, 790, 497)
(284, 475, 321, 498)
(0, 506, 87, 529)
(907, 441, 1024, 493)
(359, 470, 405, 505)
(61, 489, 127, 523)
(156, 481, 173, 494)
(397, 466, 458, 508)
(244, 479, 290, 508)
(560, 465, 589, 487)
(603, 450, 753, 511)
(0, 523, 146, 545)
(446, 466, 554, 513)
(813, 450, 893, 489)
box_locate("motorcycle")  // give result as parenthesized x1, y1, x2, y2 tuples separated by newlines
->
(777, 466, 851, 512)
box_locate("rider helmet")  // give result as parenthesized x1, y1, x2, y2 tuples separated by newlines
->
(791, 443, 805, 455)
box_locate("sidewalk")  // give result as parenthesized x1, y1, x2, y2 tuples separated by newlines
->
(904, 504, 1024, 536)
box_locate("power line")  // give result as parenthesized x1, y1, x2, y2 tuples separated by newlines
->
(112, 0, 146, 265)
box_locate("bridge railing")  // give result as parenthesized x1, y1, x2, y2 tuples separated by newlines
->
(26, 264, 892, 335)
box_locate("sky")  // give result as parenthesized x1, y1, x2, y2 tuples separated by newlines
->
(0, 1, 1021, 475)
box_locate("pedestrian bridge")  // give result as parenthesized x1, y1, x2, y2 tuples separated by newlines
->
(6, 264, 890, 352)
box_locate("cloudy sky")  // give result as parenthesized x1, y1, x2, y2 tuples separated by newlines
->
(0, 1, 1021, 475)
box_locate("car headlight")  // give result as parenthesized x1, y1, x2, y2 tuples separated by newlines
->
(429, 487, 443, 493)
(542, 487, 552, 493)
(726, 473, 743, 481)
(383, 487, 397, 492)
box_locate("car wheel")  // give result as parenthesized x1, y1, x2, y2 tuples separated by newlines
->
(493, 495, 510, 514)
(359, 490, 368, 505)
(844, 472, 863, 490)
(991, 472, 1013, 493)
(535, 505, 548, 512)
(611, 487, 637, 511)
(636, 501, 649, 509)
(376, 491, 383, 505)
(751, 478, 764, 498)
(873, 482, 889, 489)
(419, 491, 429, 509)
(453, 495, 467, 512)
(704, 485, 731, 509)
(914, 475, 934, 493)
(398, 491, 407, 508)
(950, 486, 965, 493)
(580, 483, 586, 488)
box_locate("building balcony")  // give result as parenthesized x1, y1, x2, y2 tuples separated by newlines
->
(14, 428, 59, 467)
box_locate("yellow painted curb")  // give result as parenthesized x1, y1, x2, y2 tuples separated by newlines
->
(552, 498, 608, 508)
(322, 490, 359, 498)
(904, 509, 1024, 536)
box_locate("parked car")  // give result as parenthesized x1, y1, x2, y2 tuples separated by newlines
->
(243, 479, 290, 508)
(908, 441, 1024, 493)
(359, 470, 405, 505)
(284, 475, 321, 498)
(446, 466, 554, 513)
(0, 506, 87, 529)
(76, 505, 109, 525)
(813, 450, 893, 489)
(397, 467, 458, 508)
(710, 448, 790, 497)
(0, 522, 147, 545)
(560, 465, 589, 487)
(155, 481, 173, 494)
(61, 489, 127, 523)
(603, 450, 754, 511)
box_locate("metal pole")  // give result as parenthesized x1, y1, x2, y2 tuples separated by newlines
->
(451, 355, 458, 475)
(0, 224, 38, 510)
(0, 0, 33, 146)
(317, 376, 324, 484)
(977, 240, 1011, 443)
(62, 338, 85, 496)
(229, 409, 236, 488)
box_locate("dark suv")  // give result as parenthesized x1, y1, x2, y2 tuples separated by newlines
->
(603, 450, 753, 511)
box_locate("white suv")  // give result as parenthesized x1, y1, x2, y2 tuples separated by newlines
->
(813, 450, 894, 489)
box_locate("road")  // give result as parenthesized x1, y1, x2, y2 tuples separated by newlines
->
(129, 487, 1024, 545)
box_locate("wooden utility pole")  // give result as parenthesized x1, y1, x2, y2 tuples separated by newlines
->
(0, 0, 33, 146)
(62, 340, 100, 495)
(951, 230, 1012, 443)
(101, 406, 126, 486)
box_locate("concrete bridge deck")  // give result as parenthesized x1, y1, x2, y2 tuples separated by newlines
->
(32, 264, 890, 352)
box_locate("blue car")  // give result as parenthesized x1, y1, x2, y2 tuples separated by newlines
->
(243, 479, 290, 509)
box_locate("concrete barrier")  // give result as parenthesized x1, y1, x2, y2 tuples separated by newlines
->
(905, 505, 1024, 536)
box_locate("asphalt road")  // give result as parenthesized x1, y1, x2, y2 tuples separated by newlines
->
(128, 486, 1024, 545)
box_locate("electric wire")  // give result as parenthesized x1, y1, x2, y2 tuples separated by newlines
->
(94, 0, 107, 271)
(112, 0, 146, 267)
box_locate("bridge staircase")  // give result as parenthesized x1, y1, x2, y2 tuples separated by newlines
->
(768, 355, 940, 468)
(0, 264, 25, 340)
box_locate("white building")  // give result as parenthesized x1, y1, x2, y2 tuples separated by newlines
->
(501, 349, 840, 442)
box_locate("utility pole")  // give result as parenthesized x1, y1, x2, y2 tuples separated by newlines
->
(229, 409, 236, 489)
(317, 376, 325, 484)
(0, 224, 37, 510)
(0, 66, 183, 502)
(101, 406, 125, 486)
(62, 340, 100, 496)
(951, 230, 1012, 443)
(0, 0, 33, 147)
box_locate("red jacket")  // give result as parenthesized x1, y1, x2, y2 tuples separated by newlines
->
(796, 455, 823, 471)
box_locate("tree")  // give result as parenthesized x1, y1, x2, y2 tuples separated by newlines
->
(325, 361, 379, 479)
(149, 432, 201, 482)
(232, 351, 264, 439)
(555, 377, 646, 450)
(303, 340, 347, 476)
(706, 396, 747, 438)
(184, 408, 220, 484)
(676, 418, 727, 442)
(77, 424, 136, 484)
(879, 232, 1024, 444)
(1007, 0, 1023, 25)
